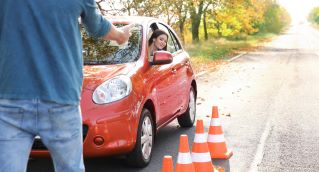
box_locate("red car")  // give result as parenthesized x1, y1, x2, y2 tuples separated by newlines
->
(31, 16, 197, 167)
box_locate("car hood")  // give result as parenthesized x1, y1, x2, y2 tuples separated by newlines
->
(82, 63, 135, 90)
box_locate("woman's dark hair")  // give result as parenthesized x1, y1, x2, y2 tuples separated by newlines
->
(148, 29, 168, 51)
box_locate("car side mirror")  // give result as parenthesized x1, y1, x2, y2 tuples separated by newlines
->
(152, 51, 173, 65)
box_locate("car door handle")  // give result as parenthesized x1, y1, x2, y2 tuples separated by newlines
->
(181, 61, 189, 67)
(171, 68, 177, 74)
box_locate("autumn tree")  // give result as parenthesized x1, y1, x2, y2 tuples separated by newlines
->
(202, 0, 225, 39)
(96, 0, 289, 42)
(202, 0, 213, 40)
(172, 0, 189, 43)
(189, 0, 204, 42)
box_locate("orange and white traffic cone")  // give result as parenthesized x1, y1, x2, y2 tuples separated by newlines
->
(208, 106, 233, 159)
(176, 134, 195, 172)
(162, 155, 174, 172)
(191, 119, 216, 172)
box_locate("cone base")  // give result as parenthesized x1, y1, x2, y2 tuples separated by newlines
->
(211, 149, 233, 159)
(176, 164, 195, 172)
(193, 162, 215, 172)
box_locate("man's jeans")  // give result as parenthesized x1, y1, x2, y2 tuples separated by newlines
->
(0, 99, 85, 172)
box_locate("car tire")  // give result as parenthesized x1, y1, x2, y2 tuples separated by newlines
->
(178, 87, 196, 127)
(126, 108, 154, 167)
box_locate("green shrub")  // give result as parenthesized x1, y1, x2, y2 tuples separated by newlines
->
(260, 3, 290, 34)
(309, 7, 319, 25)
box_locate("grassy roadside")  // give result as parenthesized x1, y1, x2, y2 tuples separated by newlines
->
(311, 23, 319, 29)
(185, 32, 276, 74)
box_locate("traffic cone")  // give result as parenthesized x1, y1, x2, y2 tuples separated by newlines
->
(208, 106, 233, 159)
(162, 155, 174, 172)
(191, 119, 216, 172)
(176, 135, 195, 172)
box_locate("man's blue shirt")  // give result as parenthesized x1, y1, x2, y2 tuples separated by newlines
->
(0, 0, 111, 105)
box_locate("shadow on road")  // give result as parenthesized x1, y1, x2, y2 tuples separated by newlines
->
(27, 121, 232, 172)
(213, 159, 230, 172)
(27, 122, 196, 172)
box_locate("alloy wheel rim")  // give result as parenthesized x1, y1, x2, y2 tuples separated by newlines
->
(140, 116, 153, 160)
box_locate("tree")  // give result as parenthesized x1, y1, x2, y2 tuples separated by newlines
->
(309, 7, 319, 24)
(261, 0, 290, 34)
(209, 0, 224, 37)
(189, 0, 205, 42)
(202, 0, 213, 40)
(209, 0, 267, 38)
(172, 0, 189, 43)
(97, 0, 289, 42)
(202, 0, 225, 40)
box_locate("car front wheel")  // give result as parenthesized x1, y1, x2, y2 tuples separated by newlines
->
(178, 87, 196, 127)
(126, 108, 154, 167)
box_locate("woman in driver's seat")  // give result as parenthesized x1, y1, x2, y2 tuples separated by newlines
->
(148, 29, 168, 58)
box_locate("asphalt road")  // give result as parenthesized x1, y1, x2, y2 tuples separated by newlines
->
(28, 23, 319, 172)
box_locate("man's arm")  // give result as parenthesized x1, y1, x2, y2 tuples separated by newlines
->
(103, 24, 133, 45)
(81, 0, 132, 43)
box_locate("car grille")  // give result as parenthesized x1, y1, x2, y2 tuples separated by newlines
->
(32, 124, 89, 150)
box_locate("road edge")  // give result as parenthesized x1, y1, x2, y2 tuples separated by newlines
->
(195, 52, 247, 78)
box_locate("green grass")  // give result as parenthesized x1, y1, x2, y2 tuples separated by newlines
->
(185, 32, 275, 61)
(311, 22, 319, 29)
(184, 32, 276, 73)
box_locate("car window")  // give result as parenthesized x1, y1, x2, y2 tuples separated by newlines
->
(82, 24, 142, 65)
(168, 29, 182, 51)
(157, 24, 176, 53)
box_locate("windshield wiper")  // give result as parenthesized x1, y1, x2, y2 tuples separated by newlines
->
(84, 61, 104, 65)
(84, 60, 119, 65)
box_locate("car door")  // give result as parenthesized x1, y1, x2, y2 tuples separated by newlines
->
(158, 23, 190, 113)
(156, 23, 188, 119)
(145, 23, 178, 125)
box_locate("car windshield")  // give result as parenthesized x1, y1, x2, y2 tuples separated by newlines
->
(82, 24, 142, 65)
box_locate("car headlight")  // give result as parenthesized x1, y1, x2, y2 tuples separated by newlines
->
(92, 75, 132, 104)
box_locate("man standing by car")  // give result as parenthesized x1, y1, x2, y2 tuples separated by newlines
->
(0, 0, 131, 171)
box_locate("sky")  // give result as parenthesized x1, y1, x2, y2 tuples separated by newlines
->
(277, 0, 319, 24)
